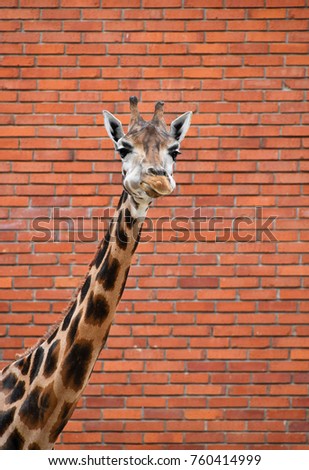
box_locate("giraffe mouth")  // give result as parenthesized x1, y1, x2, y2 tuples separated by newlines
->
(140, 176, 173, 198)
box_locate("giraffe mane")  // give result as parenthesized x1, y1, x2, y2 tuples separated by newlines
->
(14, 203, 111, 362)
(15, 253, 98, 361)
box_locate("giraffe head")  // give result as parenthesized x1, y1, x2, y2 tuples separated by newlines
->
(103, 97, 192, 204)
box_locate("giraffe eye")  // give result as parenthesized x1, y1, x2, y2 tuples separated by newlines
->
(169, 150, 181, 160)
(118, 148, 130, 159)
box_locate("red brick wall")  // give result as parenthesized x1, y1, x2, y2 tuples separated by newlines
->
(1, 0, 309, 449)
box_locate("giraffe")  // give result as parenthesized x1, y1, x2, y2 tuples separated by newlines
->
(0, 97, 192, 450)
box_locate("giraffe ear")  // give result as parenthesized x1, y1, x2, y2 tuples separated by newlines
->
(170, 111, 192, 142)
(103, 110, 125, 144)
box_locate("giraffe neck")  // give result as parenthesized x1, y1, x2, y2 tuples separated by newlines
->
(0, 191, 149, 450)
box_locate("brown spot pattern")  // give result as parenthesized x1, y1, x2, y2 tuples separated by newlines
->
(49, 401, 74, 443)
(61, 340, 93, 392)
(44, 340, 60, 378)
(0, 428, 24, 450)
(85, 292, 110, 326)
(0, 407, 16, 438)
(96, 255, 120, 291)
(19, 384, 57, 430)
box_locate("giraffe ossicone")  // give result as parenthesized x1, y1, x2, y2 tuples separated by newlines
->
(0, 97, 192, 450)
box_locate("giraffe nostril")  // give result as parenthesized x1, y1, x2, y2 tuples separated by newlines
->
(147, 167, 168, 177)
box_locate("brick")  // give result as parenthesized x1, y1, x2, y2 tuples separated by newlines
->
(0, 32, 40, 43)
(144, 432, 182, 443)
(229, 43, 268, 54)
(145, 0, 181, 6)
(185, 432, 225, 443)
(42, 32, 81, 43)
(62, 0, 99, 6)
(248, 32, 286, 42)
(20, 0, 58, 5)
(109, 44, 146, 55)
(268, 433, 306, 444)
(26, 44, 64, 55)
(23, 20, 62, 31)
(144, 410, 183, 422)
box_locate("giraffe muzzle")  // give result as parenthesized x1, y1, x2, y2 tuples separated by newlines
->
(140, 175, 174, 198)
